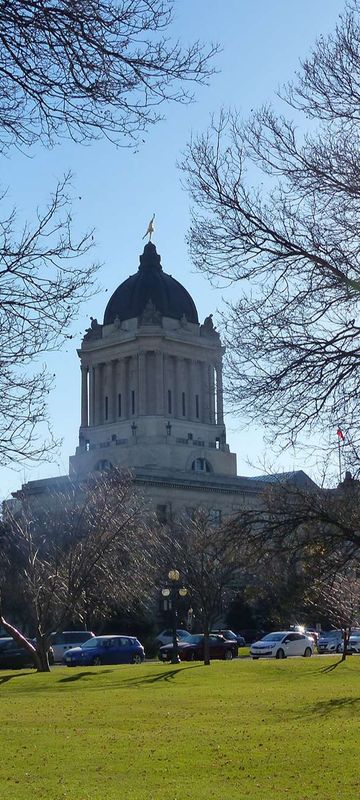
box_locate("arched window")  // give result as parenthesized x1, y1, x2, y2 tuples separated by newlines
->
(191, 458, 211, 473)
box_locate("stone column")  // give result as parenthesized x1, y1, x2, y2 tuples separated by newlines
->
(216, 361, 224, 424)
(208, 364, 215, 423)
(94, 363, 104, 425)
(138, 351, 147, 415)
(131, 354, 138, 416)
(155, 350, 164, 415)
(89, 366, 95, 426)
(190, 359, 198, 420)
(110, 360, 117, 422)
(80, 365, 88, 428)
(201, 361, 208, 423)
(174, 356, 181, 418)
(119, 358, 126, 417)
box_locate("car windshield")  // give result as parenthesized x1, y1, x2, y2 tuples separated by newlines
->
(260, 633, 286, 642)
(321, 631, 341, 638)
(81, 638, 99, 648)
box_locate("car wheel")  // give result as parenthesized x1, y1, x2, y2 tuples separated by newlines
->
(188, 650, 196, 661)
(224, 649, 233, 660)
(276, 648, 285, 659)
(252, 657, 259, 660)
(132, 653, 142, 664)
(303, 647, 312, 658)
(92, 656, 102, 666)
(336, 644, 342, 653)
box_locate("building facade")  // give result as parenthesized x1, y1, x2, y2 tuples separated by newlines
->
(14, 239, 312, 517)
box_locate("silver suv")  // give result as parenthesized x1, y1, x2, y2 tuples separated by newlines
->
(154, 629, 191, 647)
(317, 630, 343, 654)
(51, 630, 95, 662)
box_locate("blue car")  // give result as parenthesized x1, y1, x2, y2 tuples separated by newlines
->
(63, 635, 145, 667)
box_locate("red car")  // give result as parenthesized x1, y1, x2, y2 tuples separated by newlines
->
(158, 633, 238, 662)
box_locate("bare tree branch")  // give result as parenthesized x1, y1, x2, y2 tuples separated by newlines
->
(180, 1, 360, 465)
(0, 173, 98, 465)
(1, 468, 157, 670)
(0, 0, 218, 151)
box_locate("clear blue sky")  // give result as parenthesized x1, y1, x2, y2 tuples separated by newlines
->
(1, 0, 345, 499)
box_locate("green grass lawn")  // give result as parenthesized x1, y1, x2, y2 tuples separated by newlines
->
(1, 656, 360, 799)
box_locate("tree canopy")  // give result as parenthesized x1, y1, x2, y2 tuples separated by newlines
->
(1, 468, 156, 670)
(181, 0, 360, 469)
(0, 0, 217, 151)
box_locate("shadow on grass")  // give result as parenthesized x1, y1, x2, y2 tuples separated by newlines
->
(308, 695, 360, 715)
(59, 669, 113, 683)
(305, 656, 350, 676)
(0, 671, 34, 686)
(120, 664, 204, 686)
(318, 658, 344, 673)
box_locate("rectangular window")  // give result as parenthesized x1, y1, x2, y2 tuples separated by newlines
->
(195, 394, 199, 418)
(182, 392, 186, 416)
(118, 393, 122, 417)
(168, 389, 172, 414)
(131, 390, 135, 415)
(105, 396, 108, 420)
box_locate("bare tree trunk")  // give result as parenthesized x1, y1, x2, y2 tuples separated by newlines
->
(35, 631, 51, 673)
(341, 627, 350, 663)
(203, 625, 211, 666)
(0, 615, 42, 671)
(36, 649, 50, 672)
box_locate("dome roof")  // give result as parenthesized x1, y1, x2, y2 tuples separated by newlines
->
(103, 242, 199, 326)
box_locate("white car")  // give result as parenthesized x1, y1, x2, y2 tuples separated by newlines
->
(154, 629, 191, 647)
(348, 629, 360, 654)
(250, 631, 314, 660)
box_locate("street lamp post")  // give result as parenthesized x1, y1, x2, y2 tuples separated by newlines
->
(161, 569, 188, 664)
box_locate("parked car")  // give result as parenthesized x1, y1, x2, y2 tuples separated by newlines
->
(64, 635, 145, 666)
(348, 629, 360, 654)
(159, 633, 238, 662)
(317, 630, 343, 654)
(154, 628, 192, 647)
(250, 631, 314, 659)
(290, 625, 320, 644)
(211, 629, 246, 647)
(238, 629, 267, 644)
(0, 637, 54, 669)
(51, 630, 95, 662)
(305, 629, 320, 645)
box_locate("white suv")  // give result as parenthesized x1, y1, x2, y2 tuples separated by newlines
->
(51, 631, 95, 662)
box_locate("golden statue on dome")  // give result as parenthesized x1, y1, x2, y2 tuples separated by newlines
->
(142, 213, 155, 241)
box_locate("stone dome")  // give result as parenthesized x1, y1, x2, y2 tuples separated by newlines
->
(103, 242, 199, 325)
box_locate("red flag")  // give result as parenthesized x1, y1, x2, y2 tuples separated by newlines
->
(337, 427, 345, 441)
